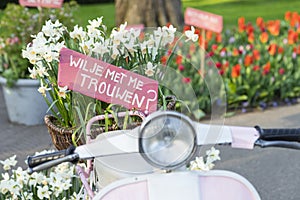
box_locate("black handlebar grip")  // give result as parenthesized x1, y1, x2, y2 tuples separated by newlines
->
(27, 146, 76, 168)
(28, 154, 79, 174)
(255, 126, 300, 142)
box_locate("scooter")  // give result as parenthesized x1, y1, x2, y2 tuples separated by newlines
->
(27, 110, 300, 200)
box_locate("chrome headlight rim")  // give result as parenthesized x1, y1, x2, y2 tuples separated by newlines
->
(138, 111, 198, 170)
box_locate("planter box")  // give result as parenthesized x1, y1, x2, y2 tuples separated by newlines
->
(0, 77, 48, 125)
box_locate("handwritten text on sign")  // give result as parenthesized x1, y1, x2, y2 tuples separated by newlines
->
(19, 0, 63, 8)
(184, 7, 223, 33)
(58, 48, 158, 113)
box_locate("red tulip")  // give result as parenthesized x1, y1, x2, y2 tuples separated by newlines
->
(231, 64, 241, 78)
(262, 62, 271, 75)
(182, 77, 191, 84)
(279, 68, 285, 75)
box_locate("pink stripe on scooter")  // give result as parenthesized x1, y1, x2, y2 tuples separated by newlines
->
(100, 181, 149, 200)
(230, 127, 260, 149)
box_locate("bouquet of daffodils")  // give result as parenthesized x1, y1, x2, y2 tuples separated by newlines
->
(22, 17, 203, 133)
(0, 152, 82, 199)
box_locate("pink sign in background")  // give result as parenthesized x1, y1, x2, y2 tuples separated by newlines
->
(19, 0, 63, 8)
(58, 48, 158, 113)
(184, 7, 223, 33)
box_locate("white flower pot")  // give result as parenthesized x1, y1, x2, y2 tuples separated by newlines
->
(0, 76, 48, 125)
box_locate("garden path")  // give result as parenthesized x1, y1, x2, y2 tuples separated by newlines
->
(0, 86, 300, 199)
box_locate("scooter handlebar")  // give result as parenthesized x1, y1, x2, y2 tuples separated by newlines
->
(255, 126, 300, 142)
(27, 146, 78, 174)
(27, 154, 79, 174)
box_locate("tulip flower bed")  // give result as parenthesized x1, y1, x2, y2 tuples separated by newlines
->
(197, 11, 300, 112)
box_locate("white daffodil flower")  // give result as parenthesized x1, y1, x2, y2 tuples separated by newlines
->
(0, 155, 17, 171)
(70, 25, 86, 41)
(58, 85, 68, 99)
(92, 42, 108, 57)
(36, 62, 49, 77)
(145, 62, 157, 77)
(80, 38, 94, 55)
(162, 24, 177, 34)
(189, 146, 221, 171)
(22, 46, 38, 65)
(185, 26, 199, 42)
(38, 82, 51, 97)
(189, 156, 210, 171)
(28, 67, 38, 79)
(206, 146, 221, 164)
(88, 17, 103, 30)
(42, 20, 64, 42)
(37, 185, 52, 199)
(124, 40, 137, 54)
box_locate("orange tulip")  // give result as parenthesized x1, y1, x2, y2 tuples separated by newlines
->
(238, 17, 246, 32)
(267, 20, 280, 36)
(232, 48, 240, 56)
(268, 44, 277, 56)
(206, 31, 213, 41)
(288, 29, 298, 44)
(293, 45, 300, 55)
(256, 17, 264, 29)
(262, 62, 271, 75)
(176, 55, 182, 64)
(252, 49, 260, 61)
(216, 33, 222, 43)
(290, 12, 299, 27)
(285, 11, 292, 21)
(248, 32, 255, 43)
(244, 55, 253, 67)
(231, 64, 241, 78)
(259, 32, 268, 43)
(198, 35, 208, 49)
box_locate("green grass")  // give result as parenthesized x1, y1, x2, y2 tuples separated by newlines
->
(73, 0, 300, 30)
(1, 0, 299, 30)
(73, 3, 115, 29)
(182, 0, 300, 29)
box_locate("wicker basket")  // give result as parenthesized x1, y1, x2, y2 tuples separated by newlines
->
(45, 96, 176, 150)
(44, 115, 143, 150)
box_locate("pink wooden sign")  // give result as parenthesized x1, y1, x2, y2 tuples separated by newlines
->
(58, 48, 158, 113)
(19, 0, 63, 8)
(184, 7, 223, 33)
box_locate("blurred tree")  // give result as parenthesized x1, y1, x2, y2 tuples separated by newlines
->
(115, 0, 184, 28)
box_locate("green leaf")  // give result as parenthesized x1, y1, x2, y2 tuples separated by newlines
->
(228, 95, 248, 104)
(259, 91, 269, 98)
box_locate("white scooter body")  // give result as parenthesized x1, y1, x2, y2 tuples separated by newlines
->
(93, 170, 261, 200)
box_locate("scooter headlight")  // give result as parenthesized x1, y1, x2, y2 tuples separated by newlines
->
(139, 111, 197, 170)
